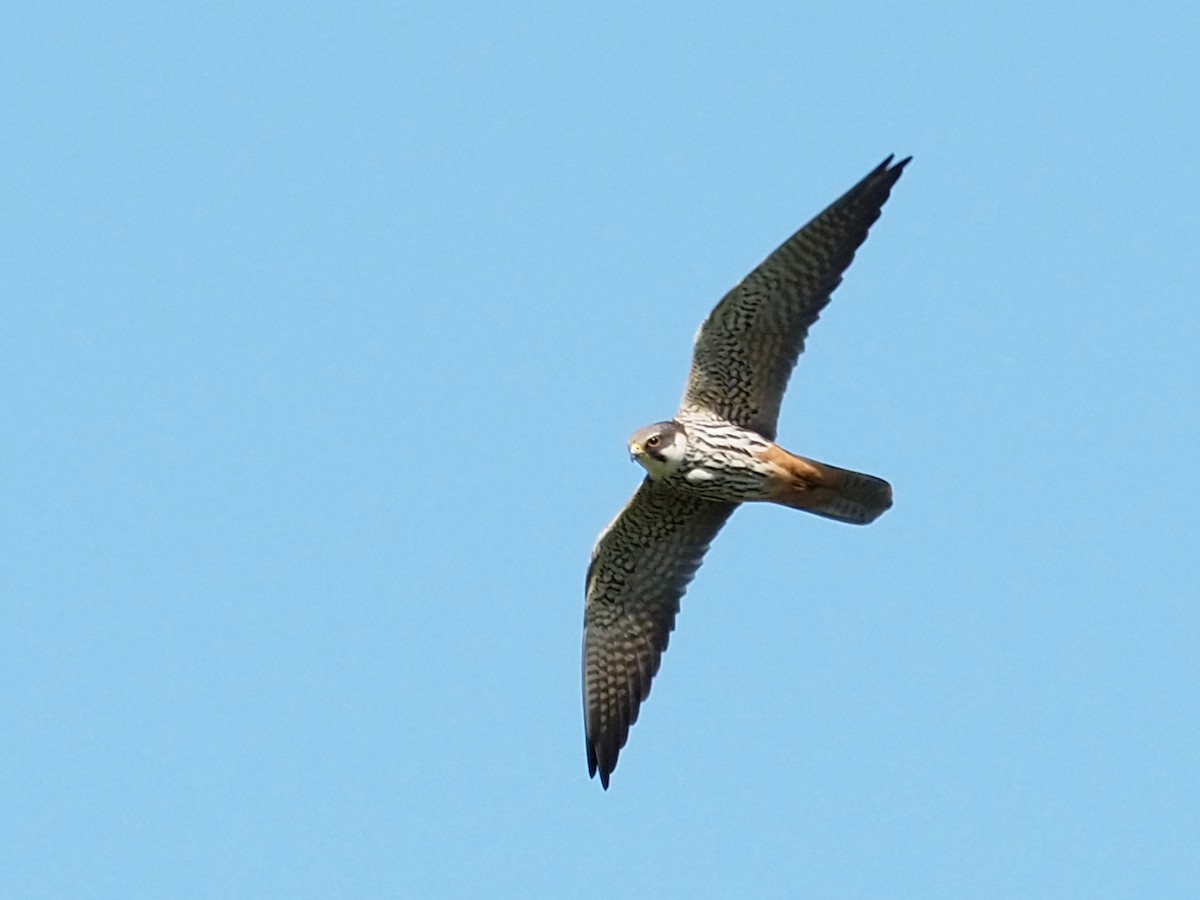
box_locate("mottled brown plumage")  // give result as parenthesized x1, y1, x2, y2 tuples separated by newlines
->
(584, 156, 909, 789)
(583, 481, 735, 787)
(682, 156, 910, 440)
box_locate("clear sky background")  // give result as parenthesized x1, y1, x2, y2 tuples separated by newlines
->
(4, 3, 1199, 898)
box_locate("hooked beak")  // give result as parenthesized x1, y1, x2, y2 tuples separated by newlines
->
(628, 442, 644, 462)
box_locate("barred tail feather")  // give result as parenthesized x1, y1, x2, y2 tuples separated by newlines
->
(761, 446, 893, 525)
(806, 462, 893, 524)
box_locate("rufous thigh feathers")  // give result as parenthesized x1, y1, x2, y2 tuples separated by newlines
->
(756, 444, 892, 525)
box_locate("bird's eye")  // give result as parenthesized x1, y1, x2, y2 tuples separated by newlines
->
(646, 435, 660, 447)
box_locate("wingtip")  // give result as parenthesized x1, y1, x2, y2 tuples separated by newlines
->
(862, 154, 910, 196)
(587, 760, 613, 790)
(883, 154, 913, 174)
(586, 741, 614, 790)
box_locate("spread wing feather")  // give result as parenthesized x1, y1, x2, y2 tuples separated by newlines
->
(681, 156, 910, 440)
(583, 479, 736, 788)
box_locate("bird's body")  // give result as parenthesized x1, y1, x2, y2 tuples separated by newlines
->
(634, 408, 893, 522)
(583, 156, 910, 788)
(639, 410, 775, 501)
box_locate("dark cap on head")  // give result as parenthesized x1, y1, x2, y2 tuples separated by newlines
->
(629, 420, 684, 460)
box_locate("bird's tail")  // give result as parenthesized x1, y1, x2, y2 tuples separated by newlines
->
(763, 448, 893, 525)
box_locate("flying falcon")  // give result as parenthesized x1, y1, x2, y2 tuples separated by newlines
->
(583, 155, 909, 788)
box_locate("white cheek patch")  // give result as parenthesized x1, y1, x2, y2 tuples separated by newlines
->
(685, 468, 715, 484)
(635, 427, 689, 479)
(660, 431, 688, 466)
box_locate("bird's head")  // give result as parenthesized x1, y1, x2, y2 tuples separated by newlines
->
(628, 421, 688, 479)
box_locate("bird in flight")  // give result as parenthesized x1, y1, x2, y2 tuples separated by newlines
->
(583, 156, 909, 789)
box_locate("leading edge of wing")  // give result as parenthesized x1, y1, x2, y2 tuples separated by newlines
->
(680, 155, 910, 438)
(582, 479, 736, 788)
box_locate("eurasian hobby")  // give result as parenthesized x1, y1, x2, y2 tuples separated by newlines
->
(583, 156, 909, 788)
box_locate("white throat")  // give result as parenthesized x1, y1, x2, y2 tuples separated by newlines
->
(637, 429, 688, 479)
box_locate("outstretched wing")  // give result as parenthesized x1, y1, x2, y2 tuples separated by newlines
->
(680, 156, 910, 440)
(583, 479, 736, 788)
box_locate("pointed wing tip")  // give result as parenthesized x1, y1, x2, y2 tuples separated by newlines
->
(873, 155, 912, 188)
(586, 745, 613, 790)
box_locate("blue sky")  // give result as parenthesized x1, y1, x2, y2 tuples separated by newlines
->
(4, 3, 1199, 897)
